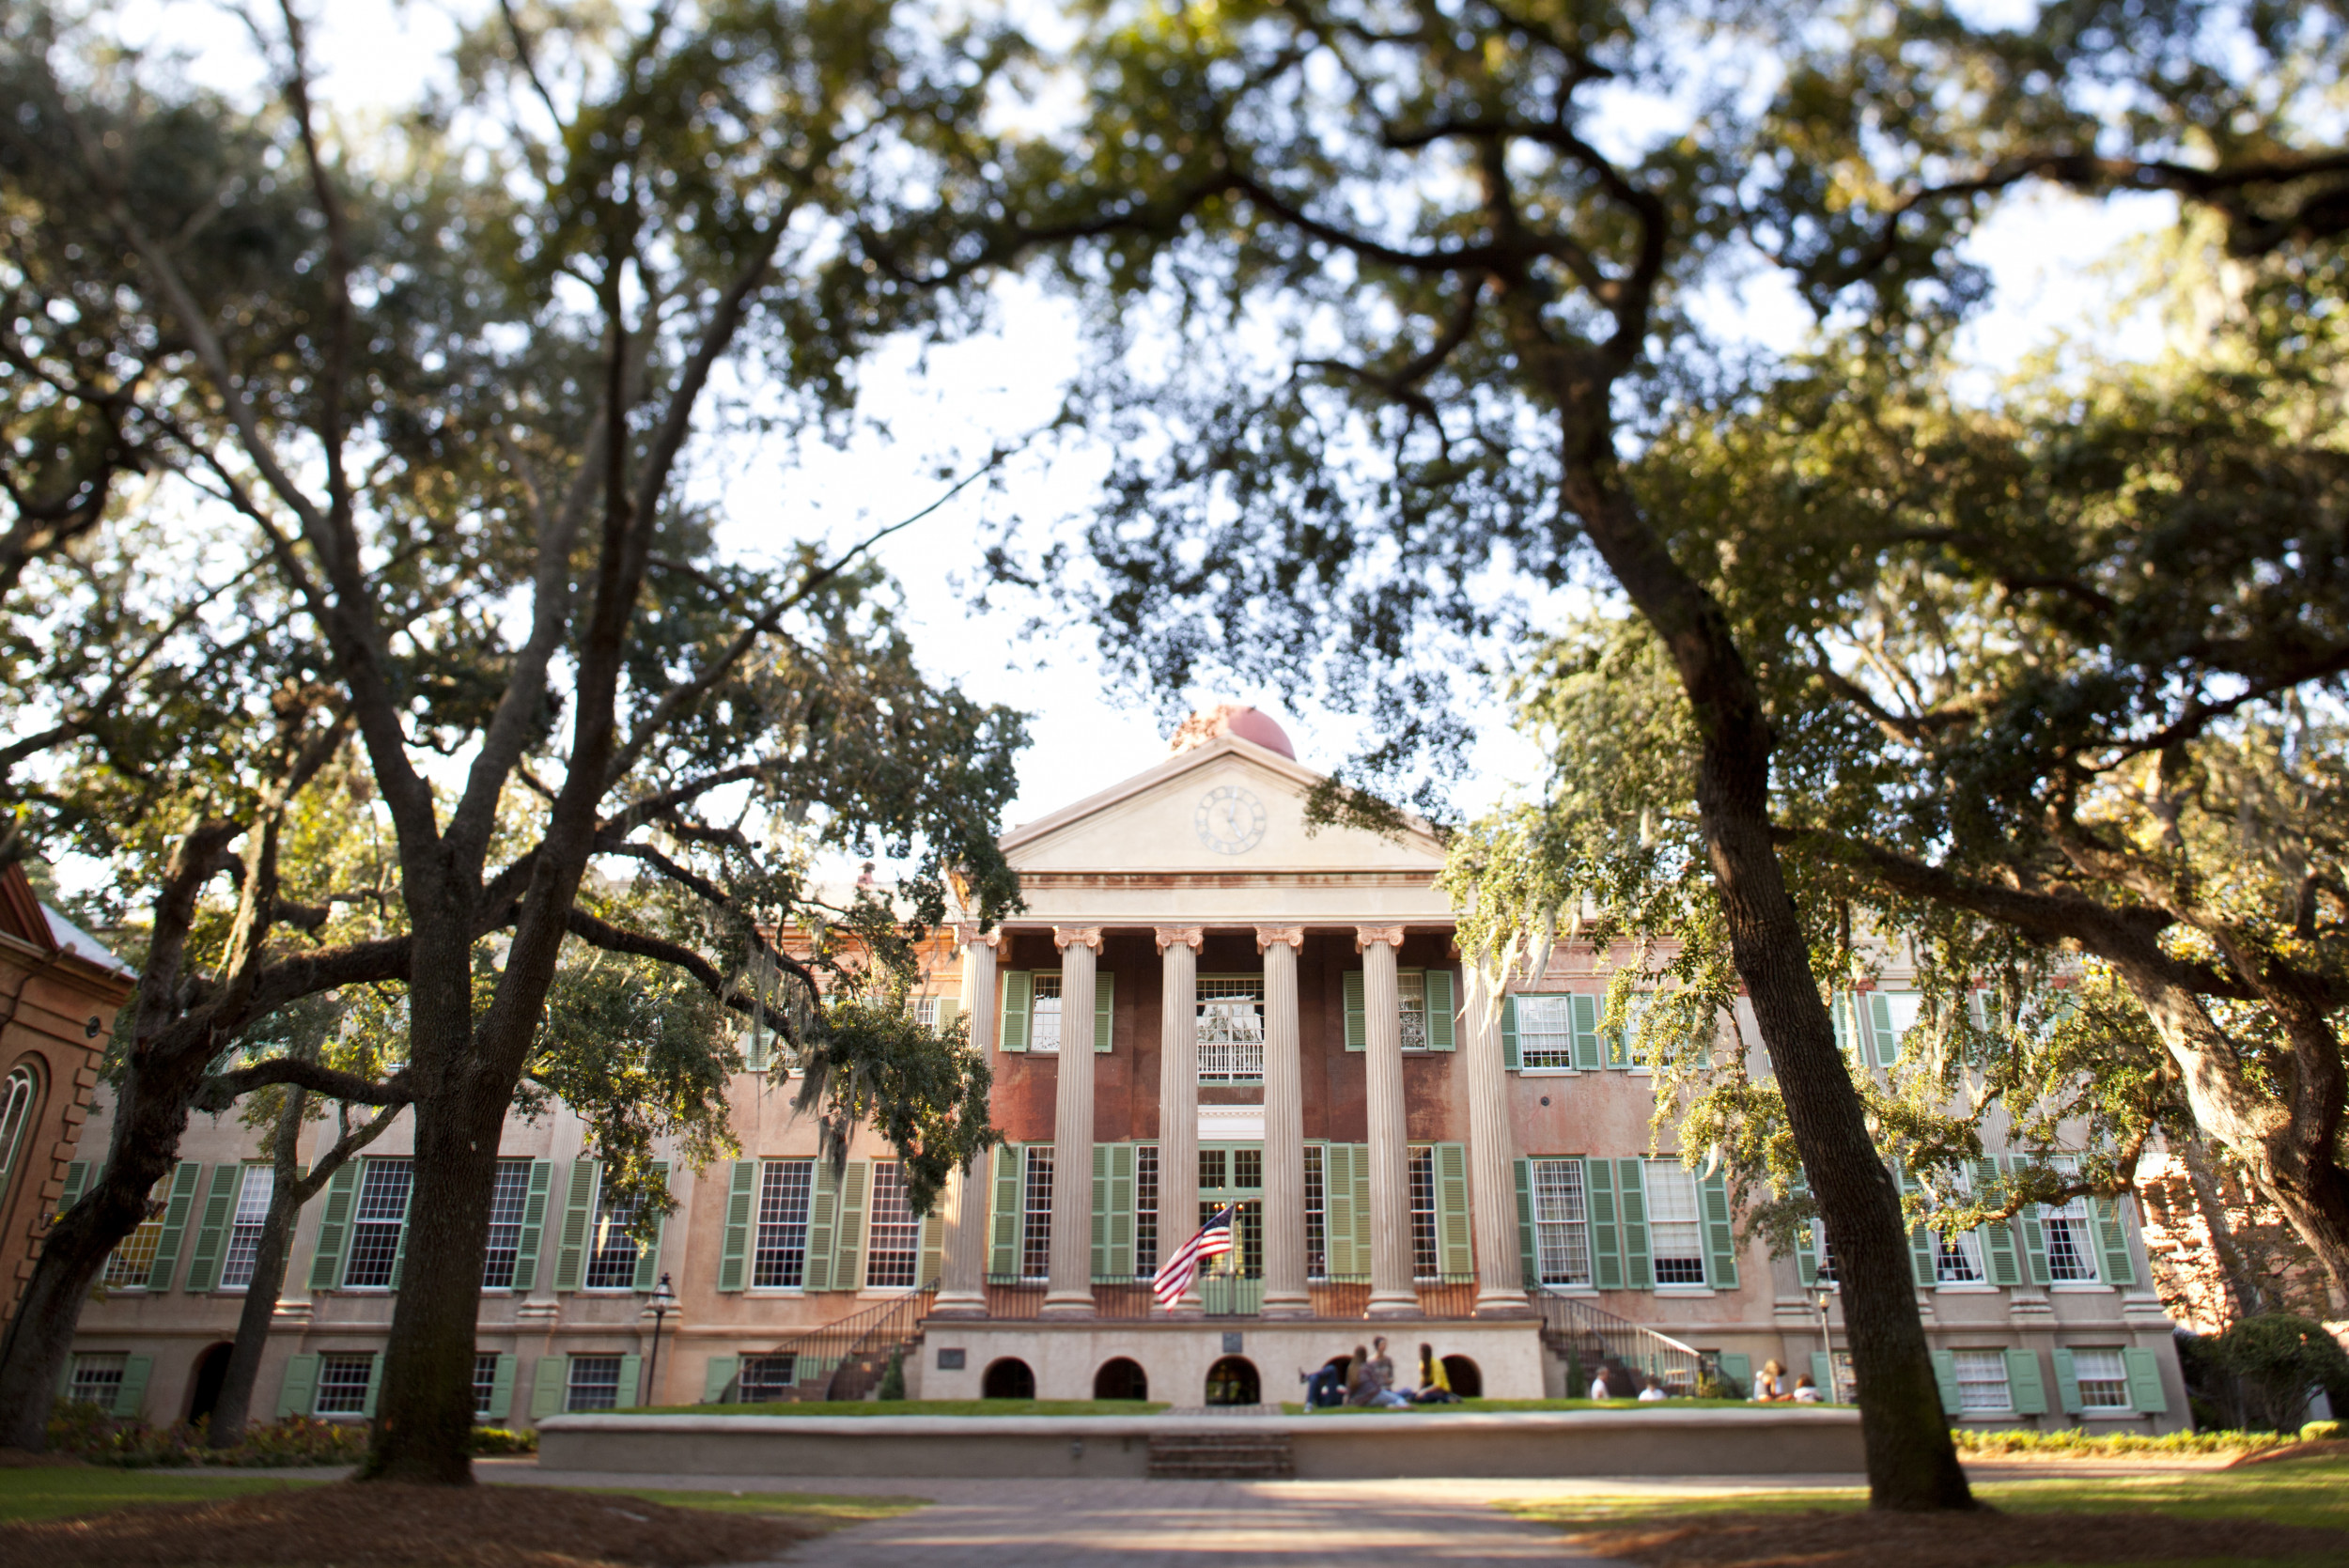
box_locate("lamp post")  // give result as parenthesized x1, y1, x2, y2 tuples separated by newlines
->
(1816, 1291, 1834, 1402)
(643, 1273, 677, 1407)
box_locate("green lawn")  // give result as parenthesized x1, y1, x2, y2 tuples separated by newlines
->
(619, 1397, 1167, 1417)
(1505, 1454, 2349, 1565)
(1282, 1396, 1835, 1414)
(0, 1467, 321, 1524)
(583, 1486, 926, 1526)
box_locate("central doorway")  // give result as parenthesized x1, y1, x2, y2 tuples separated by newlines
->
(1205, 1355, 1260, 1405)
(1197, 1144, 1263, 1316)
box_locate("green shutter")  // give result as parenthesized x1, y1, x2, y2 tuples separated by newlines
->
(832, 1160, 868, 1290)
(2092, 1197, 2137, 1285)
(277, 1353, 319, 1418)
(1931, 1349, 1961, 1419)
(1343, 971, 1366, 1050)
(617, 1353, 642, 1408)
(804, 1159, 841, 1291)
(703, 1354, 739, 1404)
(920, 1203, 944, 1285)
(2122, 1346, 2167, 1413)
(1831, 995, 1856, 1063)
(1718, 1353, 1751, 1396)
(1347, 1142, 1371, 1268)
(1588, 1157, 1623, 1289)
(1897, 1166, 1937, 1287)
(1436, 1142, 1472, 1276)
(1569, 994, 1602, 1071)
(718, 1160, 758, 1292)
(144, 1161, 203, 1292)
(1616, 1159, 1651, 1289)
(989, 1145, 1022, 1277)
(1425, 970, 1455, 1050)
(1514, 1157, 1537, 1287)
(1501, 997, 1520, 1070)
(1105, 1143, 1135, 1279)
(1326, 1144, 1357, 1275)
(1868, 992, 1899, 1067)
(1797, 1219, 1820, 1287)
(58, 1160, 88, 1216)
(2051, 1347, 2082, 1414)
(511, 1159, 553, 1292)
(1974, 1158, 2019, 1286)
(1094, 970, 1114, 1052)
(1091, 1143, 1112, 1279)
(2005, 1157, 2050, 1284)
(1811, 1351, 1835, 1399)
(531, 1355, 568, 1419)
(1000, 971, 1032, 1052)
(631, 1161, 670, 1291)
(111, 1354, 151, 1418)
(308, 1162, 361, 1291)
(2006, 1348, 2048, 1415)
(488, 1352, 516, 1421)
(362, 1354, 382, 1417)
(386, 1163, 416, 1291)
(552, 1160, 599, 1293)
(183, 1163, 245, 1293)
(1700, 1170, 1739, 1289)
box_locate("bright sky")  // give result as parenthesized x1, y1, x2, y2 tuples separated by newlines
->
(125, 0, 2174, 835)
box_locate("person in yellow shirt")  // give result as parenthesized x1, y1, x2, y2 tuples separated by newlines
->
(1412, 1343, 1459, 1404)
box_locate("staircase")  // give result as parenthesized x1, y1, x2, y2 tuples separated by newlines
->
(1530, 1289, 1705, 1396)
(1147, 1430, 1296, 1480)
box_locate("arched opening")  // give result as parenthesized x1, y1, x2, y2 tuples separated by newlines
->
(1440, 1355, 1483, 1398)
(1093, 1357, 1147, 1401)
(981, 1358, 1035, 1400)
(0, 1063, 43, 1217)
(187, 1342, 235, 1425)
(1204, 1355, 1259, 1406)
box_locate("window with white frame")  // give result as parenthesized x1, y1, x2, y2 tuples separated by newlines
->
(2073, 1347, 2131, 1409)
(342, 1159, 412, 1289)
(566, 1355, 622, 1412)
(316, 1352, 373, 1415)
(1953, 1350, 2011, 1412)
(2042, 1157, 2099, 1282)
(0, 1065, 37, 1208)
(739, 1354, 798, 1401)
(1408, 1145, 1439, 1279)
(1302, 1145, 1326, 1280)
(1644, 1161, 1706, 1285)
(479, 1159, 532, 1290)
(864, 1162, 919, 1289)
(1030, 973, 1063, 1053)
(1134, 1144, 1159, 1280)
(1398, 970, 1428, 1049)
(1813, 1223, 1839, 1285)
(218, 1165, 275, 1290)
(1531, 1158, 1593, 1286)
(583, 1182, 642, 1289)
(1516, 996, 1575, 1068)
(1020, 1147, 1053, 1280)
(1937, 1228, 1986, 1284)
(1197, 977, 1265, 1082)
(1619, 995, 1654, 1066)
(67, 1352, 125, 1405)
(754, 1160, 814, 1288)
(473, 1353, 501, 1418)
(912, 996, 940, 1029)
(101, 1181, 166, 1289)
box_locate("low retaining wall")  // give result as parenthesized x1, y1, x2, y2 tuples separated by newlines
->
(537, 1408, 1865, 1479)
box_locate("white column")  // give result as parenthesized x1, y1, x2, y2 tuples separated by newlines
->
(1256, 926, 1310, 1318)
(1462, 961, 1534, 1316)
(933, 925, 997, 1319)
(1043, 926, 1100, 1318)
(1358, 925, 1420, 1319)
(1154, 926, 1204, 1316)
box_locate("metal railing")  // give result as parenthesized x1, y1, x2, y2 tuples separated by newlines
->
(1529, 1288, 1705, 1395)
(982, 1276, 1155, 1319)
(708, 1279, 939, 1404)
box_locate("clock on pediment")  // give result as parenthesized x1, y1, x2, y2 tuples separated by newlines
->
(1194, 784, 1268, 855)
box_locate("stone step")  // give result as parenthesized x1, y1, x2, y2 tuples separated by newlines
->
(1146, 1431, 1296, 1480)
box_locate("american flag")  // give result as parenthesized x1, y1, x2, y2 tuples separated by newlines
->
(1151, 1203, 1237, 1309)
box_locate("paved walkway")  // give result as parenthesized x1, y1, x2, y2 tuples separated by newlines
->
(500, 1464, 1871, 1565)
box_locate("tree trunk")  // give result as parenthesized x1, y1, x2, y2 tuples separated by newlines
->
(1565, 474, 1973, 1510)
(2176, 1135, 2264, 1323)
(206, 1173, 303, 1447)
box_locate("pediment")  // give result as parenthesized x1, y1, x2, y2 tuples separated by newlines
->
(1001, 736, 1446, 877)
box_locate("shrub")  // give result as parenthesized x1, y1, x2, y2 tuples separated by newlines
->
(467, 1426, 539, 1455)
(1951, 1426, 2295, 1458)
(2205, 1314, 2349, 1432)
(46, 1402, 368, 1467)
(876, 1350, 906, 1402)
(2302, 1419, 2342, 1444)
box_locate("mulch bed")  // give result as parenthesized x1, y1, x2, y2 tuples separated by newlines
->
(2230, 1438, 2349, 1467)
(0, 1482, 819, 1567)
(1557, 1509, 2349, 1567)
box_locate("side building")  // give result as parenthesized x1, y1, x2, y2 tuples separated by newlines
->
(41, 709, 2186, 1431)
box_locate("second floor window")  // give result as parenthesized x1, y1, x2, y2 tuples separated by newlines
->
(584, 1185, 642, 1289)
(1516, 997, 1576, 1069)
(1020, 1147, 1054, 1280)
(1644, 1162, 1706, 1286)
(1408, 1145, 1439, 1279)
(219, 1165, 275, 1290)
(755, 1160, 814, 1288)
(342, 1160, 411, 1290)
(480, 1160, 533, 1290)
(1303, 1145, 1327, 1280)
(1531, 1158, 1592, 1287)
(101, 1180, 167, 1289)
(1133, 1144, 1160, 1281)
(864, 1162, 919, 1289)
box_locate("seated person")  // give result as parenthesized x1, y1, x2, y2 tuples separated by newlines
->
(1300, 1356, 1350, 1409)
(1588, 1368, 1613, 1400)
(1792, 1374, 1824, 1403)
(1363, 1336, 1410, 1407)
(1411, 1343, 1460, 1405)
(1637, 1375, 1670, 1402)
(1750, 1358, 1787, 1401)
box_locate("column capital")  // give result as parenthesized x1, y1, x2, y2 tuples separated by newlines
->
(1052, 925, 1105, 954)
(953, 924, 1003, 951)
(1253, 925, 1304, 953)
(1353, 924, 1407, 953)
(1153, 925, 1205, 953)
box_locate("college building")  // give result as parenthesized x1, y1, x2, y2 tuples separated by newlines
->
(36, 707, 2187, 1430)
